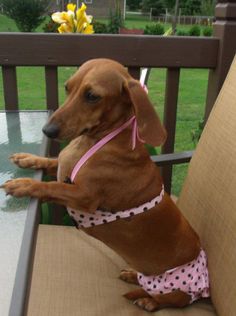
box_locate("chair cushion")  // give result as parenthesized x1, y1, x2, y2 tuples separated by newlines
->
(178, 56, 236, 316)
(27, 225, 216, 316)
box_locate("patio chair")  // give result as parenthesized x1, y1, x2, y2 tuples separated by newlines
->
(26, 56, 236, 316)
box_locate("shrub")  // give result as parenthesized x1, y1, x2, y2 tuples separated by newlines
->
(93, 20, 108, 34)
(144, 23, 164, 35)
(0, 0, 50, 32)
(203, 26, 213, 37)
(176, 29, 189, 36)
(188, 25, 201, 36)
(43, 16, 59, 33)
(107, 11, 123, 34)
(107, 0, 124, 34)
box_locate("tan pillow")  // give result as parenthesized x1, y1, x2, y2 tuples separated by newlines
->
(178, 56, 236, 316)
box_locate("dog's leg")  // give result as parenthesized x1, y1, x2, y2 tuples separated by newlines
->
(120, 269, 139, 285)
(0, 179, 99, 212)
(120, 270, 152, 302)
(123, 288, 151, 300)
(134, 290, 191, 312)
(10, 153, 58, 176)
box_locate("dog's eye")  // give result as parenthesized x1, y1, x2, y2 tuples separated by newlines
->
(85, 91, 101, 103)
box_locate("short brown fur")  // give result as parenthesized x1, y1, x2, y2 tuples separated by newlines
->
(1, 59, 201, 312)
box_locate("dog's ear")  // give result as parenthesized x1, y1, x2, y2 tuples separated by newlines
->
(124, 79, 167, 147)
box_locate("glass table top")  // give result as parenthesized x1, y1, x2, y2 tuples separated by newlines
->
(0, 111, 48, 316)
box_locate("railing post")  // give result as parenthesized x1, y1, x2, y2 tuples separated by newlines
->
(205, 0, 236, 120)
(161, 68, 180, 194)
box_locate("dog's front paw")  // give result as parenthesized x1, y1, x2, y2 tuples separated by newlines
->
(0, 178, 42, 198)
(10, 153, 46, 170)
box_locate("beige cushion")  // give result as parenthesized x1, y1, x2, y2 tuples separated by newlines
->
(27, 225, 215, 316)
(27, 56, 236, 316)
(178, 56, 236, 316)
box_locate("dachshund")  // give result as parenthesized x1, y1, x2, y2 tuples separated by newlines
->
(1, 59, 209, 312)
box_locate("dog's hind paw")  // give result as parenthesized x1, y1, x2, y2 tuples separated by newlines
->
(119, 269, 138, 285)
(134, 297, 160, 312)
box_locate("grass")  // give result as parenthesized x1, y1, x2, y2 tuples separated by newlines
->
(147, 68, 208, 195)
(0, 14, 49, 32)
(0, 14, 209, 196)
(0, 14, 18, 32)
(0, 66, 77, 110)
(98, 13, 210, 33)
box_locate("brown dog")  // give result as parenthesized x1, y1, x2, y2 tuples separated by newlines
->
(1, 59, 209, 312)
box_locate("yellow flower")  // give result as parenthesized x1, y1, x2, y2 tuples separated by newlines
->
(58, 23, 73, 33)
(80, 23, 94, 34)
(52, 2, 93, 34)
(76, 3, 93, 33)
(76, 3, 87, 21)
(52, 11, 67, 24)
(83, 24, 94, 34)
(67, 3, 76, 12)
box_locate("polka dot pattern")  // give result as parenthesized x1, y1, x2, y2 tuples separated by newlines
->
(67, 185, 164, 229)
(137, 249, 210, 304)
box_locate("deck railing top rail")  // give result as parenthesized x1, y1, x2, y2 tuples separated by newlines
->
(0, 33, 219, 68)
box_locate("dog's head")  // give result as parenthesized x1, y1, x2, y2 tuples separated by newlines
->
(43, 58, 166, 147)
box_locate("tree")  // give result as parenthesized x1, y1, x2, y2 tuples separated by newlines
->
(163, 0, 176, 11)
(172, 0, 179, 34)
(127, 0, 142, 11)
(141, 0, 165, 16)
(181, 0, 201, 15)
(0, 0, 50, 32)
(201, 0, 216, 16)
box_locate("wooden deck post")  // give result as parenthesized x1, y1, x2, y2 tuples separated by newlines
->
(161, 68, 180, 194)
(205, 0, 236, 120)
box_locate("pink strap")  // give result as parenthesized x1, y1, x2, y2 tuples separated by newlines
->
(132, 118, 145, 150)
(71, 116, 144, 182)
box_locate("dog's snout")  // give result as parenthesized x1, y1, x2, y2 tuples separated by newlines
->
(42, 123, 60, 139)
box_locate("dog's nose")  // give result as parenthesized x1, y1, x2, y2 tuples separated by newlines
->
(42, 123, 60, 138)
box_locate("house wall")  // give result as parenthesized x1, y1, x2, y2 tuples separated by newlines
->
(82, 0, 125, 19)
(50, 0, 125, 18)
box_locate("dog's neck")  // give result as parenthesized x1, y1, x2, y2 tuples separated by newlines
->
(70, 115, 144, 183)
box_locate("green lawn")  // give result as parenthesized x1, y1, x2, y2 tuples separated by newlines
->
(0, 14, 209, 195)
(0, 14, 18, 32)
(98, 13, 209, 33)
(147, 68, 208, 195)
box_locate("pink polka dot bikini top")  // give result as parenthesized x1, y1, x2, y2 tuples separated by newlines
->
(65, 115, 165, 229)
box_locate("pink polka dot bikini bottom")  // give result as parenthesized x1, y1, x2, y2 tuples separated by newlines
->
(137, 249, 210, 303)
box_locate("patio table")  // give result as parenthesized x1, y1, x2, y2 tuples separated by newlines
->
(0, 111, 49, 316)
